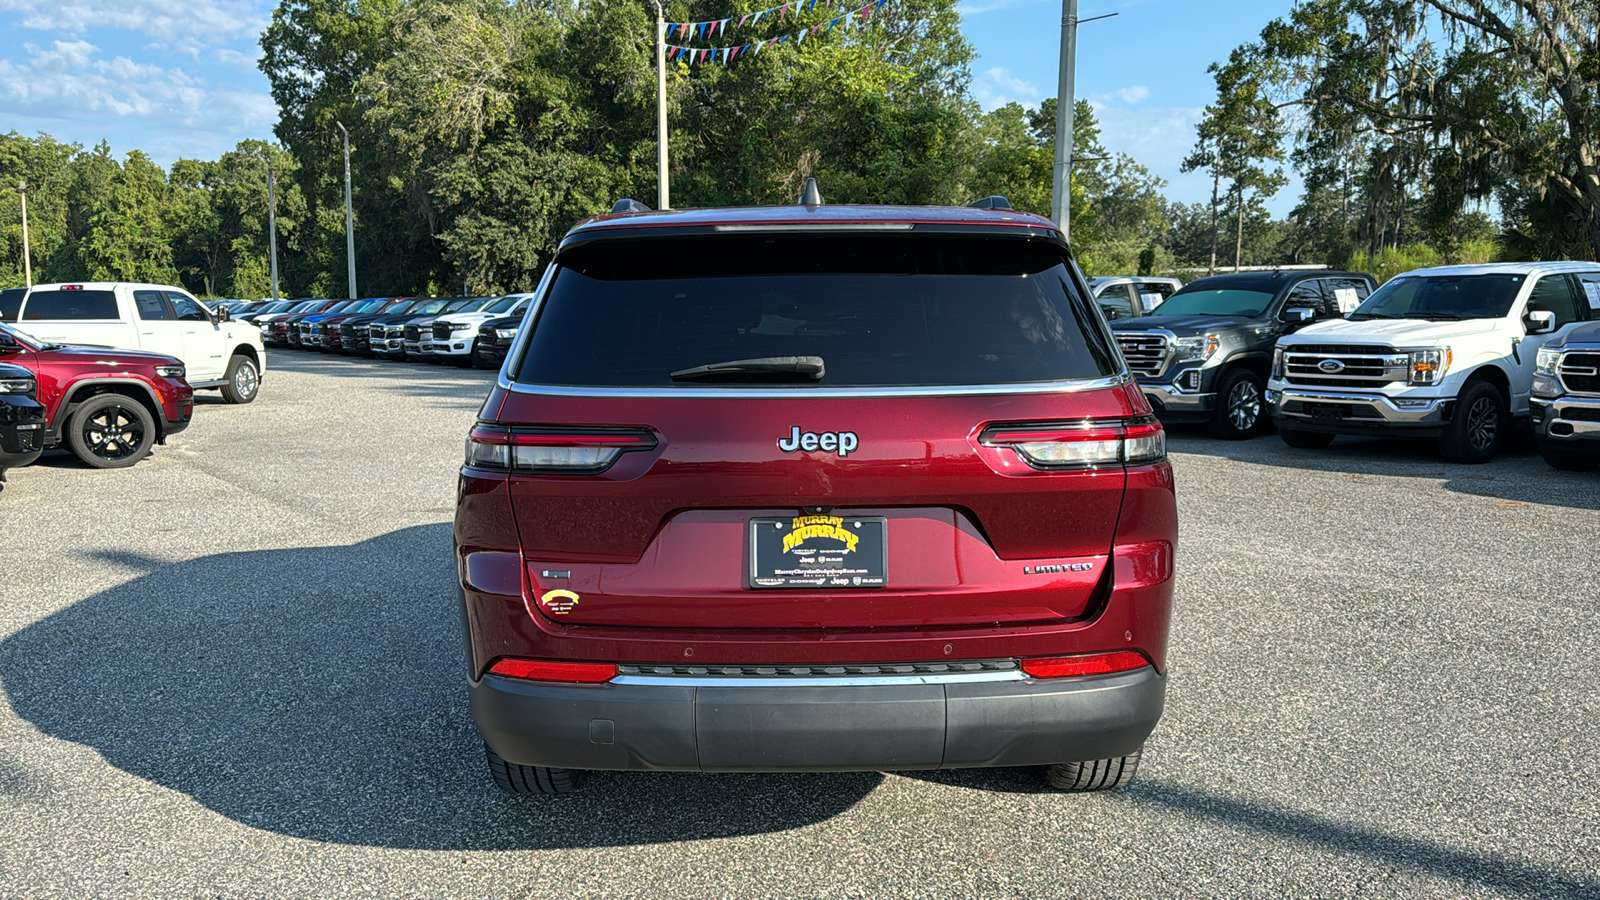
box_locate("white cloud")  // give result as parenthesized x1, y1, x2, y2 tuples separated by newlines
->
(0, 40, 274, 129)
(1112, 85, 1149, 104)
(0, 0, 270, 53)
(973, 66, 1044, 111)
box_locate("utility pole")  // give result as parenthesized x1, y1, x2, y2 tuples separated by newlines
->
(17, 181, 31, 288)
(254, 153, 281, 302)
(1050, 5, 1115, 240)
(1049, 0, 1078, 235)
(336, 121, 358, 299)
(652, 0, 669, 209)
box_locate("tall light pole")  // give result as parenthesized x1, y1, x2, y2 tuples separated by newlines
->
(651, 0, 669, 209)
(335, 121, 358, 299)
(1050, 5, 1116, 240)
(17, 181, 31, 288)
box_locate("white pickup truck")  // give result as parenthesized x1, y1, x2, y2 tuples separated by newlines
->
(7, 282, 266, 403)
(1266, 262, 1600, 462)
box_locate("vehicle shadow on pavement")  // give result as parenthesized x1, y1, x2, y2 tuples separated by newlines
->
(1164, 426, 1600, 511)
(903, 772, 1599, 897)
(0, 524, 880, 849)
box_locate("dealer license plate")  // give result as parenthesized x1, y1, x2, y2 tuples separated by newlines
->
(748, 515, 887, 589)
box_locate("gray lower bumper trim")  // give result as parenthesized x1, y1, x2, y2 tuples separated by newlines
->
(471, 666, 1165, 772)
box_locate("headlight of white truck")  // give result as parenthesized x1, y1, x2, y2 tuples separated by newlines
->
(1534, 347, 1561, 376)
(1175, 334, 1221, 363)
(1271, 346, 1284, 379)
(1407, 349, 1451, 385)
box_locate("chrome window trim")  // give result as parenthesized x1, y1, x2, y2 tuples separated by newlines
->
(612, 669, 1027, 687)
(499, 373, 1132, 399)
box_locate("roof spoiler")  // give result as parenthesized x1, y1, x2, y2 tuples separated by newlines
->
(967, 195, 1013, 210)
(610, 199, 651, 214)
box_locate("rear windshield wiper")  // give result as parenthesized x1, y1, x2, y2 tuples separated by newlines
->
(670, 355, 826, 382)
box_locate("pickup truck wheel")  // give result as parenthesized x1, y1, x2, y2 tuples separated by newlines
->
(1538, 444, 1600, 471)
(1043, 747, 1142, 792)
(66, 395, 157, 469)
(485, 745, 585, 795)
(1206, 369, 1267, 439)
(1279, 426, 1336, 449)
(1439, 382, 1505, 464)
(459, 342, 480, 368)
(220, 354, 260, 404)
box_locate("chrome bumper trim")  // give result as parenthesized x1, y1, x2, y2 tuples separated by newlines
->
(1272, 389, 1447, 424)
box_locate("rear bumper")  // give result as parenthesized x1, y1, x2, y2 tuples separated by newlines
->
(471, 665, 1164, 772)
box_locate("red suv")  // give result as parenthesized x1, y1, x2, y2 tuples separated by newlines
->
(0, 321, 194, 468)
(455, 192, 1177, 794)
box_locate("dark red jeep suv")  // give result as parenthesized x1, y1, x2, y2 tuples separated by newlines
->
(455, 193, 1177, 794)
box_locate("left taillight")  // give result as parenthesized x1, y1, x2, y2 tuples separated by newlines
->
(979, 418, 1165, 470)
(465, 424, 657, 474)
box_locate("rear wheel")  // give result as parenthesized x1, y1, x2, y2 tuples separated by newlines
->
(1538, 444, 1600, 471)
(1439, 381, 1505, 464)
(1206, 369, 1267, 439)
(1279, 426, 1336, 449)
(1042, 747, 1143, 792)
(220, 354, 259, 404)
(485, 745, 585, 795)
(66, 395, 157, 469)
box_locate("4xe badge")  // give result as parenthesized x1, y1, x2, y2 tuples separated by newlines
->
(778, 426, 859, 457)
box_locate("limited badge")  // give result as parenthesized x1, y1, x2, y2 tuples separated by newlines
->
(539, 589, 580, 614)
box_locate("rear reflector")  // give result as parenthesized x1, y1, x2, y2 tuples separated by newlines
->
(980, 418, 1165, 469)
(466, 425, 657, 474)
(487, 658, 618, 684)
(1021, 651, 1149, 678)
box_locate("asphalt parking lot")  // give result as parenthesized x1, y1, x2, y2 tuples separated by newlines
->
(2, 353, 1597, 899)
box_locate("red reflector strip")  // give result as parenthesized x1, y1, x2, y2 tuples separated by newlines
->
(487, 658, 618, 684)
(1021, 651, 1149, 679)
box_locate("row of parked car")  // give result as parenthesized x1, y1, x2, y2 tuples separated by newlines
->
(1101, 263, 1600, 468)
(220, 294, 531, 369)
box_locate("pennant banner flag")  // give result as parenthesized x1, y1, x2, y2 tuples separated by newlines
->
(662, 0, 889, 45)
(666, 0, 887, 65)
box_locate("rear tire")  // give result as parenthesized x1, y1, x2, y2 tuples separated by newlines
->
(1438, 381, 1505, 464)
(66, 395, 157, 469)
(485, 745, 585, 795)
(1206, 369, 1268, 439)
(220, 354, 259, 404)
(1279, 426, 1336, 449)
(1538, 444, 1600, 471)
(1043, 747, 1143, 792)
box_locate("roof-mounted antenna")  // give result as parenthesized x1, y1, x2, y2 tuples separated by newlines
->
(797, 177, 823, 206)
(967, 195, 1013, 210)
(610, 199, 652, 214)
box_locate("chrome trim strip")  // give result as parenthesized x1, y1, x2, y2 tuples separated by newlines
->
(712, 223, 916, 232)
(611, 670, 1027, 687)
(500, 374, 1131, 399)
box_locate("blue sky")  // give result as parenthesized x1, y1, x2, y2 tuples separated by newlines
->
(0, 0, 1296, 212)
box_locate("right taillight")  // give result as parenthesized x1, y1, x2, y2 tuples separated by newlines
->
(487, 658, 617, 683)
(465, 424, 657, 474)
(979, 418, 1166, 470)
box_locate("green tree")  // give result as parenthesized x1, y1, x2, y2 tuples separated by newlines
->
(79, 151, 180, 283)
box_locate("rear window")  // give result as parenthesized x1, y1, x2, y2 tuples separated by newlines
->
(513, 234, 1117, 388)
(22, 289, 120, 321)
(0, 288, 23, 321)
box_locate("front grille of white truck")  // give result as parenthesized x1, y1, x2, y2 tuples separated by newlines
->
(1283, 345, 1406, 389)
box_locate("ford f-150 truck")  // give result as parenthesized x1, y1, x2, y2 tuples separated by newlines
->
(1268, 262, 1600, 463)
(1530, 318, 1600, 471)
